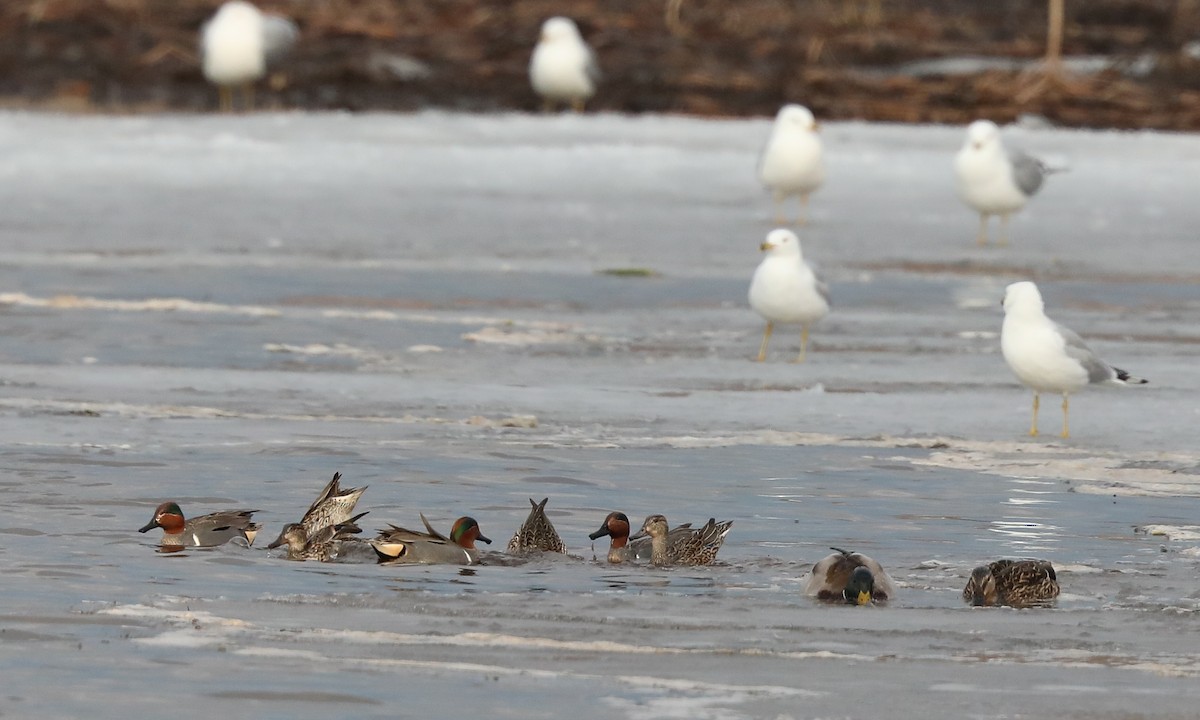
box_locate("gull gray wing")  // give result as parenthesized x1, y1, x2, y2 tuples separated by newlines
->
(585, 46, 602, 84)
(1010, 151, 1047, 197)
(1055, 321, 1115, 384)
(815, 271, 831, 308)
(263, 14, 299, 66)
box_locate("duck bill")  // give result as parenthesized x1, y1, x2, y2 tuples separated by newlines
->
(137, 520, 160, 533)
(266, 534, 286, 550)
(628, 530, 648, 541)
(855, 590, 872, 606)
(588, 523, 611, 541)
(477, 534, 493, 545)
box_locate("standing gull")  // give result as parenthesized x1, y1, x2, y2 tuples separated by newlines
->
(748, 228, 830, 363)
(201, 0, 298, 112)
(1001, 281, 1147, 438)
(759, 104, 825, 225)
(529, 17, 600, 113)
(954, 120, 1052, 246)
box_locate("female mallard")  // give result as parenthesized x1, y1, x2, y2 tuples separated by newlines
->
(805, 547, 896, 605)
(506, 498, 566, 554)
(627, 514, 732, 566)
(963, 559, 1059, 608)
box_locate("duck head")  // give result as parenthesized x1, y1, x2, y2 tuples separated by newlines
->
(588, 512, 631, 547)
(630, 514, 669, 541)
(844, 565, 875, 606)
(450, 517, 492, 549)
(139, 502, 185, 534)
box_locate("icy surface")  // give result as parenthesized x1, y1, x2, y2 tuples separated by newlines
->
(0, 111, 1199, 718)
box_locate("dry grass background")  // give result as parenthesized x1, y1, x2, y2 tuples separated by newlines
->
(2, 0, 1200, 127)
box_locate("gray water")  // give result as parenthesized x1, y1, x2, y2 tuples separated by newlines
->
(1, 111, 1199, 719)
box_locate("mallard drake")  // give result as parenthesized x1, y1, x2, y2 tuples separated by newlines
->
(507, 497, 566, 554)
(371, 515, 491, 565)
(138, 502, 261, 550)
(963, 559, 1060, 608)
(805, 547, 896, 605)
(267, 512, 369, 562)
(627, 514, 732, 566)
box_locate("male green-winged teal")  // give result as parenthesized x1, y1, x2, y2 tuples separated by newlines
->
(267, 511, 369, 562)
(806, 547, 896, 605)
(266, 471, 367, 555)
(626, 514, 732, 566)
(507, 497, 566, 554)
(371, 515, 492, 565)
(963, 559, 1059, 608)
(138, 501, 261, 550)
(588, 511, 698, 563)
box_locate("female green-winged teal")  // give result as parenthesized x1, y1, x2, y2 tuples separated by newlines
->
(266, 471, 367, 553)
(370, 515, 492, 565)
(588, 511, 698, 563)
(138, 501, 261, 550)
(806, 547, 895, 605)
(507, 497, 566, 554)
(267, 511, 369, 562)
(963, 559, 1059, 608)
(626, 514, 732, 566)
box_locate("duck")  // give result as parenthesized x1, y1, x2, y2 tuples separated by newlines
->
(138, 501, 261, 550)
(266, 471, 367, 550)
(627, 514, 732, 566)
(267, 512, 369, 562)
(805, 547, 896, 605)
(758, 104, 825, 225)
(370, 515, 492, 565)
(963, 559, 1060, 608)
(529, 16, 600, 112)
(587, 511, 697, 564)
(506, 497, 567, 554)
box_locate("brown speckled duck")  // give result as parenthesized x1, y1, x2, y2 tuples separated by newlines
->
(627, 514, 732, 566)
(506, 497, 566, 555)
(963, 559, 1060, 608)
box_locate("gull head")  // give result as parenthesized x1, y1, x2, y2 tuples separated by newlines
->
(1002, 280, 1045, 315)
(963, 119, 1001, 152)
(760, 228, 803, 257)
(540, 16, 582, 44)
(775, 104, 818, 133)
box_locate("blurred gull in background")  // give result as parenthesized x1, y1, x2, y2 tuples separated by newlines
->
(748, 228, 830, 363)
(529, 17, 600, 113)
(201, 0, 298, 112)
(758, 104, 825, 226)
(954, 119, 1054, 246)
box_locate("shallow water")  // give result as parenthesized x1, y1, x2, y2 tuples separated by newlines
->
(0, 111, 1198, 719)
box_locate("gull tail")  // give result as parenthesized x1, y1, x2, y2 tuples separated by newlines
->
(1112, 367, 1148, 385)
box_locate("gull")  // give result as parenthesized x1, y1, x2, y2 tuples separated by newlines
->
(201, 1, 298, 112)
(759, 104, 825, 225)
(529, 17, 600, 113)
(748, 228, 830, 363)
(1001, 281, 1147, 439)
(954, 119, 1053, 246)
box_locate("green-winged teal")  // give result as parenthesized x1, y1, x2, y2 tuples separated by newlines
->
(963, 559, 1059, 608)
(507, 497, 566, 554)
(138, 501, 261, 550)
(266, 471, 367, 554)
(806, 547, 895, 605)
(371, 515, 491, 565)
(588, 511, 697, 564)
(626, 514, 732, 566)
(267, 511, 369, 562)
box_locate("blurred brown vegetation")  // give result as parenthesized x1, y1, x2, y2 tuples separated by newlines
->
(2, 0, 1200, 127)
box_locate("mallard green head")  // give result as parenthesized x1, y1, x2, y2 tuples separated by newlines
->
(844, 565, 875, 605)
(450, 517, 492, 549)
